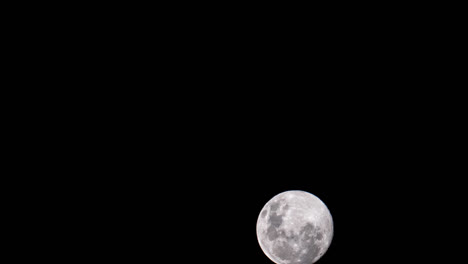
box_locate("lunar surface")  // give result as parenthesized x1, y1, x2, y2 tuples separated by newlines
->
(256, 190, 333, 264)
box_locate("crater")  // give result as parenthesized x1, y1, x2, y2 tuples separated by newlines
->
(268, 212, 283, 228)
(285, 232, 300, 244)
(267, 225, 279, 241)
(315, 231, 323, 240)
(270, 201, 281, 211)
(299, 223, 315, 237)
(274, 241, 295, 261)
(278, 229, 286, 237)
(291, 242, 321, 264)
(261, 210, 267, 218)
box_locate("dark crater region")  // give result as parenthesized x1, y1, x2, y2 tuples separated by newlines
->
(269, 221, 322, 264)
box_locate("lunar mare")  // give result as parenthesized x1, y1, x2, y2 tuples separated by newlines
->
(256, 191, 333, 264)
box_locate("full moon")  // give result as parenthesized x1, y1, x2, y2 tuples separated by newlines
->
(256, 190, 333, 264)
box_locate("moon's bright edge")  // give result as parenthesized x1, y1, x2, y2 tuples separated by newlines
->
(256, 190, 333, 264)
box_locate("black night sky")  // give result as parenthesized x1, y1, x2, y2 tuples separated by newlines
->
(16, 1, 463, 262)
(83, 90, 459, 264)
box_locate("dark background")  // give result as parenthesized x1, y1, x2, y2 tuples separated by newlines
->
(10, 2, 464, 262)
(16, 85, 463, 263)
(53, 92, 459, 263)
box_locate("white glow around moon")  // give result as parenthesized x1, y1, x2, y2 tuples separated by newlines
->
(256, 190, 333, 264)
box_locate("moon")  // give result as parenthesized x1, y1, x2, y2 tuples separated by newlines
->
(256, 190, 333, 264)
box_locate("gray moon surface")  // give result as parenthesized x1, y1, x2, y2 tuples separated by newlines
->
(256, 190, 333, 264)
